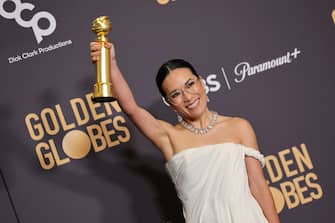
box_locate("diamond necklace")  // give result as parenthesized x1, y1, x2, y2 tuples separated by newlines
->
(179, 111, 218, 135)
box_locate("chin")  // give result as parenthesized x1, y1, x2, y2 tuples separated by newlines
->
(184, 99, 208, 120)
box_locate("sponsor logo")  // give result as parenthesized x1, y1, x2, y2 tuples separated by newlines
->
(161, 48, 301, 105)
(264, 143, 323, 213)
(0, 0, 56, 43)
(24, 93, 131, 170)
(7, 39, 72, 64)
(202, 48, 301, 95)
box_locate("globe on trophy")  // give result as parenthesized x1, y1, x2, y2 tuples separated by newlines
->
(91, 16, 116, 102)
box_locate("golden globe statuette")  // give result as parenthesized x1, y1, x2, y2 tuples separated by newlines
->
(91, 16, 116, 102)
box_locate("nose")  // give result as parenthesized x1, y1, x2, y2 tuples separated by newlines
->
(182, 90, 192, 102)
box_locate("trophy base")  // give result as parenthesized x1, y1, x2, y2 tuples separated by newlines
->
(92, 82, 117, 103)
(92, 96, 117, 103)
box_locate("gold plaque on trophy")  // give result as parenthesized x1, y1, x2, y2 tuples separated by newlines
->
(91, 16, 116, 102)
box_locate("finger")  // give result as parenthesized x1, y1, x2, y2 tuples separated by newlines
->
(90, 42, 100, 47)
(105, 42, 112, 48)
(91, 45, 102, 52)
(90, 42, 102, 50)
(91, 55, 100, 61)
(90, 51, 100, 57)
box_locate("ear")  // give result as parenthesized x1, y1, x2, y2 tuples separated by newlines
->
(199, 75, 209, 97)
(199, 75, 207, 88)
(162, 96, 171, 107)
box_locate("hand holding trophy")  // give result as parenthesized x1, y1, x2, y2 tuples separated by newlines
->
(91, 16, 116, 102)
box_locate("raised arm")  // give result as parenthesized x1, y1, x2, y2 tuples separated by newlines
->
(90, 42, 172, 153)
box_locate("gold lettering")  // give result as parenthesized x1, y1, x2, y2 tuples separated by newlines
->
(280, 181, 300, 209)
(104, 101, 122, 116)
(292, 144, 313, 173)
(70, 98, 90, 126)
(87, 124, 107, 152)
(55, 104, 75, 131)
(113, 115, 131, 143)
(100, 119, 120, 147)
(86, 93, 106, 120)
(293, 175, 312, 205)
(48, 139, 70, 166)
(305, 172, 323, 200)
(25, 113, 44, 141)
(41, 108, 60, 135)
(35, 142, 55, 170)
(265, 155, 283, 183)
(279, 148, 298, 178)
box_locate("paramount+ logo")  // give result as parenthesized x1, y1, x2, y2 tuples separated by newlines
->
(24, 93, 131, 170)
(264, 143, 323, 213)
(0, 0, 56, 43)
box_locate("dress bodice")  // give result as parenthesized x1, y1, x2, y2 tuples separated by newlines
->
(165, 142, 268, 223)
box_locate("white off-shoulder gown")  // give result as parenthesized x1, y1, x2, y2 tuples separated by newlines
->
(165, 142, 269, 223)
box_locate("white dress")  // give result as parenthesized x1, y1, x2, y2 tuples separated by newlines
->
(165, 142, 269, 223)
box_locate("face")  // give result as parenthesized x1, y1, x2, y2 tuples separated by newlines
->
(162, 67, 208, 120)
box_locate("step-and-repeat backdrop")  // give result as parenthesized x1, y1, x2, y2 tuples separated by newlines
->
(1, 0, 334, 222)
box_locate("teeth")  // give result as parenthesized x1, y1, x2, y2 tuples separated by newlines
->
(187, 98, 199, 109)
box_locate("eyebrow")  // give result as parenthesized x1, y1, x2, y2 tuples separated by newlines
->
(185, 78, 194, 84)
(167, 78, 194, 95)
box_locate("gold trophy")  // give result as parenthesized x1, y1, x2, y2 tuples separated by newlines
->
(91, 16, 116, 102)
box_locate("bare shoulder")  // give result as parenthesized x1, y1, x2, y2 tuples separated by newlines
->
(228, 116, 259, 150)
(230, 116, 254, 129)
(216, 114, 235, 125)
(216, 115, 251, 128)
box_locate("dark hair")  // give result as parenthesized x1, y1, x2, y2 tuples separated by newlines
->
(156, 59, 199, 97)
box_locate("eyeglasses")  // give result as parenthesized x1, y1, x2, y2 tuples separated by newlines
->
(166, 77, 201, 105)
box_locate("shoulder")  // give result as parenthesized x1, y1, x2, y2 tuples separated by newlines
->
(217, 115, 254, 132)
(231, 116, 254, 130)
(230, 116, 259, 150)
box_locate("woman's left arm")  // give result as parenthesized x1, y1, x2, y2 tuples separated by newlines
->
(236, 118, 281, 223)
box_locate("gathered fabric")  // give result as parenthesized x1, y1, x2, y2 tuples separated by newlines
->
(165, 142, 268, 223)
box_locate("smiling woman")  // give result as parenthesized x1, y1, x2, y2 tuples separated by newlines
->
(89, 41, 281, 223)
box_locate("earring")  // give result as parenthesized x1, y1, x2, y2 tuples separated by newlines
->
(176, 112, 183, 122)
(162, 96, 170, 107)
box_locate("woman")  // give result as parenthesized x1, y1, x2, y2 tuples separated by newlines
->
(90, 42, 280, 223)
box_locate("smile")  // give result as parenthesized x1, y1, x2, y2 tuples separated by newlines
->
(186, 98, 200, 109)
